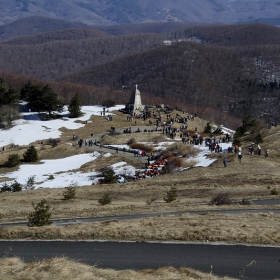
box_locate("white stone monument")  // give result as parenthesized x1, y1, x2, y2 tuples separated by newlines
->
(126, 84, 145, 114)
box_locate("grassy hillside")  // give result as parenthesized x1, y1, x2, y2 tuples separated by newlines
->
(0, 107, 279, 245)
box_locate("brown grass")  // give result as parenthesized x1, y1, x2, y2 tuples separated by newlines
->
(130, 142, 153, 153)
(151, 134, 166, 144)
(100, 132, 164, 146)
(0, 212, 279, 245)
(1, 110, 280, 248)
(0, 257, 236, 280)
(166, 142, 200, 157)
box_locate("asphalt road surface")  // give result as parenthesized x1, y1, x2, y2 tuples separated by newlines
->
(0, 241, 279, 280)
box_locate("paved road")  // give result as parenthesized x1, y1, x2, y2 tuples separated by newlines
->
(253, 198, 280, 205)
(0, 241, 279, 280)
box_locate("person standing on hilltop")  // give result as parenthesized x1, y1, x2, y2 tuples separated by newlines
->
(265, 149, 269, 157)
(223, 157, 227, 168)
(258, 144, 261, 156)
(238, 151, 242, 163)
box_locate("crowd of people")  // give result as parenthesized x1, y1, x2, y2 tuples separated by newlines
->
(117, 155, 167, 182)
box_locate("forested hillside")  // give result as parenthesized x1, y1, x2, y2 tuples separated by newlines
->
(61, 40, 280, 123)
(0, 33, 164, 80)
(0, 22, 280, 125)
(171, 23, 280, 46)
(2, 28, 111, 45)
(0, 16, 86, 41)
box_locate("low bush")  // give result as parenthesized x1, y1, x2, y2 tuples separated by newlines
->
(98, 192, 112, 205)
(24, 175, 36, 190)
(0, 182, 12, 193)
(165, 156, 186, 172)
(129, 142, 153, 153)
(23, 145, 38, 162)
(3, 154, 20, 167)
(127, 138, 136, 145)
(10, 181, 22, 192)
(270, 188, 278, 195)
(27, 199, 52, 227)
(204, 122, 212, 134)
(163, 184, 178, 203)
(166, 143, 199, 157)
(48, 138, 61, 147)
(100, 167, 118, 184)
(0, 181, 22, 193)
(210, 193, 231, 206)
(151, 135, 166, 144)
(63, 186, 76, 200)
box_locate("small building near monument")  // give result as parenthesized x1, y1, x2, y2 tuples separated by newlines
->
(125, 85, 145, 115)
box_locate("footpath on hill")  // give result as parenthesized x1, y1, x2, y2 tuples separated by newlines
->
(78, 125, 156, 164)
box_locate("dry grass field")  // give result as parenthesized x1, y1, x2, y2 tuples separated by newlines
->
(0, 108, 279, 279)
(0, 257, 237, 280)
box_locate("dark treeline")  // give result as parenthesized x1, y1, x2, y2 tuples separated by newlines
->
(0, 71, 241, 129)
(2, 28, 111, 45)
(94, 22, 192, 36)
(0, 16, 85, 41)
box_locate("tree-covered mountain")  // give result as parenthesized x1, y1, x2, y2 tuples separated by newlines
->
(1, 0, 280, 26)
(0, 21, 280, 125)
(60, 39, 280, 123)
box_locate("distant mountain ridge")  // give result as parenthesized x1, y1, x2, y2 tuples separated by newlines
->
(1, 0, 280, 26)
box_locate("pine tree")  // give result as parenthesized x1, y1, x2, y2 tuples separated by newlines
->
(4, 154, 20, 167)
(100, 167, 118, 184)
(63, 186, 76, 200)
(163, 184, 178, 203)
(68, 92, 82, 118)
(0, 77, 20, 128)
(23, 145, 38, 162)
(204, 122, 212, 134)
(20, 82, 63, 117)
(27, 199, 52, 227)
(41, 85, 63, 117)
(98, 192, 112, 205)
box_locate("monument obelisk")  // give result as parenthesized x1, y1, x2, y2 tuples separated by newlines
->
(126, 84, 145, 114)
